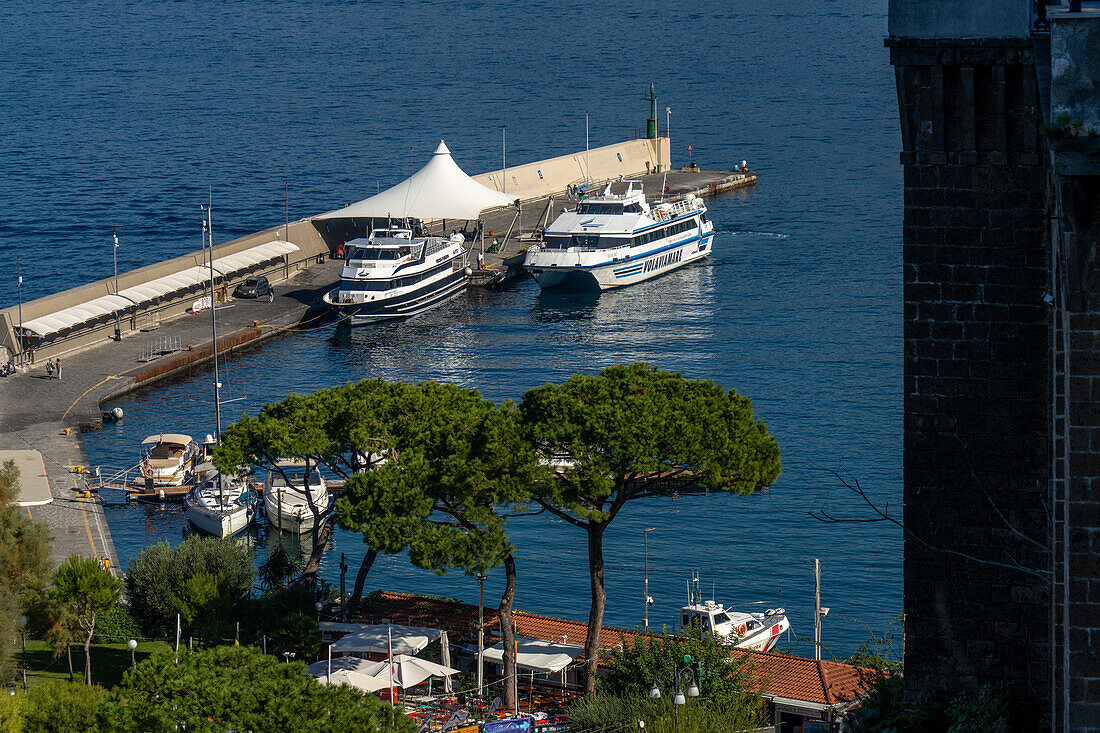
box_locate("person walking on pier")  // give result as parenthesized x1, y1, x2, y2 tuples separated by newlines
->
(45, 359, 54, 380)
(55, 357, 62, 380)
(267, 288, 274, 304)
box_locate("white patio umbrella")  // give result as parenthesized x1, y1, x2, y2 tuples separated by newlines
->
(307, 657, 392, 693)
(359, 654, 460, 689)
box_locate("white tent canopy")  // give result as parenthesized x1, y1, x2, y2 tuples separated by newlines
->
(315, 141, 516, 221)
(482, 636, 583, 674)
(330, 623, 443, 655)
(307, 657, 392, 692)
(356, 654, 459, 689)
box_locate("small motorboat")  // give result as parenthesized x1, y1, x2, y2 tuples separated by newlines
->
(138, 433, 199, 492)
(678, 576, 791, 653)
(264, 462, 333, 534)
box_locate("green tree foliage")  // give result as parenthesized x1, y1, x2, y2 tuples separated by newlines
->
(239, 585, 321, 661)
(96, 646, 417, 733)
(0, 461, 53, 682)
(575, 629, 767, 733)
(169, 572, 233, 644)
(51, 556, 123, 685)
(568, 695, 767, 733)
(338, 379, 546, 708)
(519, 363, 781, 695)
(124, 536, 253, 637)
(603, 630, 763, 708)
(21, 680, 107, 733)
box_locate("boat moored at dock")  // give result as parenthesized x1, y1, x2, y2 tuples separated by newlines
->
(184, 469, 260, 538)
(524, 181, 714, 290)
(264, 462, 333, 534)
(138, 433, 199, 494)
(322, 228, 469, 325)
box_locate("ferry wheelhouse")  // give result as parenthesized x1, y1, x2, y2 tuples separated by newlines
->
(322, 228, 469, 325)
(524, 181, 714, 290)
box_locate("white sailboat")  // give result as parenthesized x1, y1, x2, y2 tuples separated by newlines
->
(184, 202, 257, 538)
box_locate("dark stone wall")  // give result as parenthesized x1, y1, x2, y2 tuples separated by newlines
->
(889, 38, 1052, 708)
(1051, 149, 1100, 731)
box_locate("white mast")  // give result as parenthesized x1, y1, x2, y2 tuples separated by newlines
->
(201, 198, 223, 503)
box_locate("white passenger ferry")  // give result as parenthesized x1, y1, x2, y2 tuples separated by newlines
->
(523, 181, 714, 290)
(322, 228, 469, 325)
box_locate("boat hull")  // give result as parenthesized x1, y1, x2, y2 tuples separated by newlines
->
(264, 496, 333, 534)
(527, 233, 712, 291)
(324, 269, 467, 325)
(185, 502, 253, 538)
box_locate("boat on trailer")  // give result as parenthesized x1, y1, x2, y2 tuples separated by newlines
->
(322, 228, 470, 325)
(524, 180, 714, 290)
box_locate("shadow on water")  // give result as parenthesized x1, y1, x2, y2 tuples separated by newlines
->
(530, 287, 602, 324)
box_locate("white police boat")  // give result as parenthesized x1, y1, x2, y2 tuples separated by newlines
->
(322, 228, 470, 325)
(523, 181, 714, 290)
(678, 577, 791, 653)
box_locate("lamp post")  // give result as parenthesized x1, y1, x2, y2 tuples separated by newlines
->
(643, 527, 655, 632)
(128, 639, 137, 668)
(649, 656, 700, 733)
(112, 230, 120, 340)
(339, 553, 348, 622)
(315, 600, 323, 624)
(18, 616, 26, 692)
(476, 571, 486, 697)
(665, 107, 671, 170)
(16, 255, 23, 364)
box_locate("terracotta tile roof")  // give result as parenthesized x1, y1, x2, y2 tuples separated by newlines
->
(729, 647, 877, 706)
(357, 590, 878, 708)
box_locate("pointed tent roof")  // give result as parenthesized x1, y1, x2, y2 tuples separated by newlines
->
(315, 141, 516, 221)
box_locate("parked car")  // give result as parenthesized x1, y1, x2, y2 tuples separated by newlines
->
(233, 276, 271, 299)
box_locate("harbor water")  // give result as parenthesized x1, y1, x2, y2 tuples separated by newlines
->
(0, 1, 901, 657)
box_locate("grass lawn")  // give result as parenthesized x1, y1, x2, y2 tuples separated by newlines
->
(20, 640, 172, 689)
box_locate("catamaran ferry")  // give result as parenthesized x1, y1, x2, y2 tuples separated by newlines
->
(523, 181, 714, 290)
(322, 228, 470, 325)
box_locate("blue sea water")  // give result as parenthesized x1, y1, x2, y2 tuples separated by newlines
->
(0, 1, 902, 658)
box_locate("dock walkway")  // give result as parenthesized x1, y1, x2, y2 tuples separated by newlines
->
(0, 260, 341, 569)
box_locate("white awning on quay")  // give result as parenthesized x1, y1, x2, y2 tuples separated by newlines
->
(315, 141, 516, 222)
(21, 294, 135, 338)
(212, 240, 299, 278)
(482, 636, 583, 674)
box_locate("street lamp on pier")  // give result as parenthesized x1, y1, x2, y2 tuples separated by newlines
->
(643, 527, 655, 632)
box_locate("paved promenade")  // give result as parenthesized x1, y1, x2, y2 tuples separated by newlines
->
(0, 260, 340, 568)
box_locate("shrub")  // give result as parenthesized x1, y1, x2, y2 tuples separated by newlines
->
(568, 695, 767, 733)
(22, 681, 106, 733)
(124, 537, 253, 637)
(97, 646, 416, 733)
(90, 605, 140, 645)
